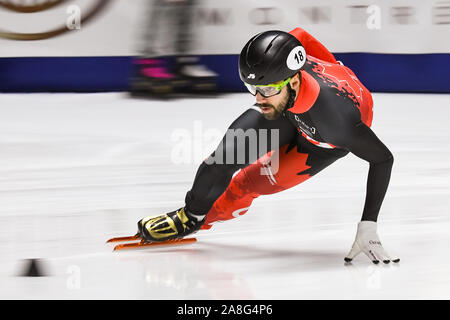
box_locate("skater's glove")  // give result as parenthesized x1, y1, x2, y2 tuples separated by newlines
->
(345, 221, 400, 264)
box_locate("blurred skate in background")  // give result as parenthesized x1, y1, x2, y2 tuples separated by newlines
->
(130, 0, 218, 95)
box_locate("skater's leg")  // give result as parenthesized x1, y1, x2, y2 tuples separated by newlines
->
(202, 138, 348, 229)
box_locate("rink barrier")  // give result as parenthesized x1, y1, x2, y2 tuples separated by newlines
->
(0, 53, 449, 93)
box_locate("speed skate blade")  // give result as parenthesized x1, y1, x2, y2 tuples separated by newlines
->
(106, 234, 140, 243)
(113, 237, 197, 251)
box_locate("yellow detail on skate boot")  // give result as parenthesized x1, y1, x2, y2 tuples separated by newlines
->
(140, 216, 154, 228)
(176, 208, 189, 224)
(145, 215, 178, 239)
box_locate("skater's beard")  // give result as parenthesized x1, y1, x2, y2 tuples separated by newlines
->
(256, 92, 290, 120)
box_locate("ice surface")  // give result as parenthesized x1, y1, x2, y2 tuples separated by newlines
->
(0, 92, 449, 299)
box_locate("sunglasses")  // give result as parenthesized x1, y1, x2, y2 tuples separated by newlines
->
(243, 77, 291, 98)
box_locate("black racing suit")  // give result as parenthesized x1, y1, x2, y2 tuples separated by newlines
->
(185, 56, 393, 223)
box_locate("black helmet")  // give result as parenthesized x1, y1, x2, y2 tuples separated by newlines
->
(239, 30, 306, 86)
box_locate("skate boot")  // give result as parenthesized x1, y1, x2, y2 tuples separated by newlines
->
(173, 56, 218, 92)
(138, 208, 205, 242)
(130, 57, 176, 95)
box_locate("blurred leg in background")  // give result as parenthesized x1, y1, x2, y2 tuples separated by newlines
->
(130, 0, 218, 96)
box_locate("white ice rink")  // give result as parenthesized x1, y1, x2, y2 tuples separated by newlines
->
(0, 92, 449, 299)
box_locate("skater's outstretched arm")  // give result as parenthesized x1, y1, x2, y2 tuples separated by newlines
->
(185, 107, 297, 215)
(323, 120, 398, 264)
(330, 121, 394, 223)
